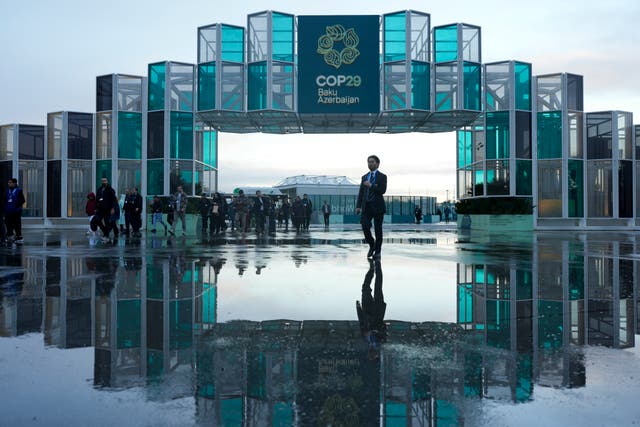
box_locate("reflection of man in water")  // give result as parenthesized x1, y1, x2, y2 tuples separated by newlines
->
(356, 260, 386, 359)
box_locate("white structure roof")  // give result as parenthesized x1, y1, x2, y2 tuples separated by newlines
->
(274, 175, 359, 187)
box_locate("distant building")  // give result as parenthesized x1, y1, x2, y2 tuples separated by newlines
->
(274, 175, 437, 224)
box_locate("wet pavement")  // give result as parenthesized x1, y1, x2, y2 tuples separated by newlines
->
(0, 226, 639, 426)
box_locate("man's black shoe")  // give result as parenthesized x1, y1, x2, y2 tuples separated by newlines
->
(367, 247, 375, 258)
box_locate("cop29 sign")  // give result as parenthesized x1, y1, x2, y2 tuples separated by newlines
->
(298, 15, 380, 114)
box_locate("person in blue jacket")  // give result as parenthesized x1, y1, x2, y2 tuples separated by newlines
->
(4, 178, 26, 244)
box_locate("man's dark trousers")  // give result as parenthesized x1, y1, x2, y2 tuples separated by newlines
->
(361, 202, 383, 254)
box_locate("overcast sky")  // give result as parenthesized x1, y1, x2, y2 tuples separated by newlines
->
(1, 0, 638, 200)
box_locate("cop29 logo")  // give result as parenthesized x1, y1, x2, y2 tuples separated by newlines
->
(316, 24, 360, 69)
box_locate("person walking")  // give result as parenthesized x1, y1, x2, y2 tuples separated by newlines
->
(253, 190, 266, 235)
(280, 197, 291, 232)
(95, 177, 117, 241)
(86, 192, 98, 235)
(414, 205, 423, 224)
(3, 178, 25, 244)
(130, 187, 143, 236)
(356, 155, 387, 259)
(170, 185, 188, 235)
(150, 195, 168, 233)
(199, 193, 212, 234)
(211, 192, 226, 234)
(292, 196, 304, 232)
(235, 190, 249, 233)
(322, 200, 331, 227)
(301, 194, 312, 230)
(122, 188, 134, 235)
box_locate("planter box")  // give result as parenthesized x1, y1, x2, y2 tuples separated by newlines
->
(457, 214, 533, 231)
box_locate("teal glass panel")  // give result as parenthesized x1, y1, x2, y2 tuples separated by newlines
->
(537, 111, 562, 159)
(385, 401, 407, 426)
(117, 112, 142, 159)
(148, 63, 166, 111)
(568, 159, 584, 217)
(221, 25, 244, 62)
(221, 398, 242, 427)
(147, 159, 164, 196)
(516, 160, 532, 195)
(474, 168, 484, 196)
(272, 62, 294, 110)
(204, 130, 217, 167)
(457, 131, 472, 167)
(198, 62, 216, 111)
(248, 352, 266, 398)
(458, 285, 473, 323)
(411, 61, 429, 110)
(169, 300, 192, 350)
(170, 160, 193, 195)
(147, 263, 163, 299)
(95, 160, 112, 190)
(202, 283, 216, 324)
(248, 62, 268, 110)
(170, 112, 193, 159)
(516, 269, 532, 300)
(515, 62, 531, 111)
(475, 265, 485, 283)
(538, 300, 563, 349)
(272, 13, 293, 62)
(117, 300, 141, 349)
(463, 62, 481, 110)
(147, 350, 164, 377)
(434, 24, 457, 62)
(384, 13, 406, 62)
(486, 300, 510, 349)
(272, 402, 293, 427)
(464, 351, 482, 397)
(515, 354, 533, 402)
(486, 111, 510, 159)
(435, 399, 458, 426)
(568, 260, 584, 300)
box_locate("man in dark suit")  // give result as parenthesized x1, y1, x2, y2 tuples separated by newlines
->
(356, 155, 387, 259)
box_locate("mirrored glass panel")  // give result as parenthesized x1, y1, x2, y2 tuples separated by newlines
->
(618, 160, 633, 218)
(95, 112, 112, 160)
(537, 160, 562, 217)
(461, 25, 480, 63)
(587, 112, 612, 159)
(18, 125, 44, 160)
(117, 76, 143, 112)
(568, 160, 583, 217)
(410, 12, 429, 62)
(272, 62, 293, 111)
(0, 125, 15, 160)
(248, 12, 268, 63)
(587, 160, 613, 217)
(515, 111, 531, 159)
(566, 74, 583, 111)
(18, 159, 44, 217)
(485, 62, 510, 111)
(568, 112, 583, 159)
(67, 160, 92, 217)
(486, 111, 509, 159)
(147, 111, 164, 159)
(617, 112, 633, 160)
(170, 160, 193, 195)
(96, 75, 113, 112)
(537, 75, 562, 112)
(47, 113, 63, 160)
(169, 63, 194, 112)
(384, 62, 407, 110)
(516, 160, 532, 196)
(47, 160, 61, 217)
(118, 160, 142, 195)
(221, 64, 244, 111)
(198, 25, 217, 64)
(486, 160, 509, 195)
(68, 113, 93, 160)
(435, 63, 457, 111)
